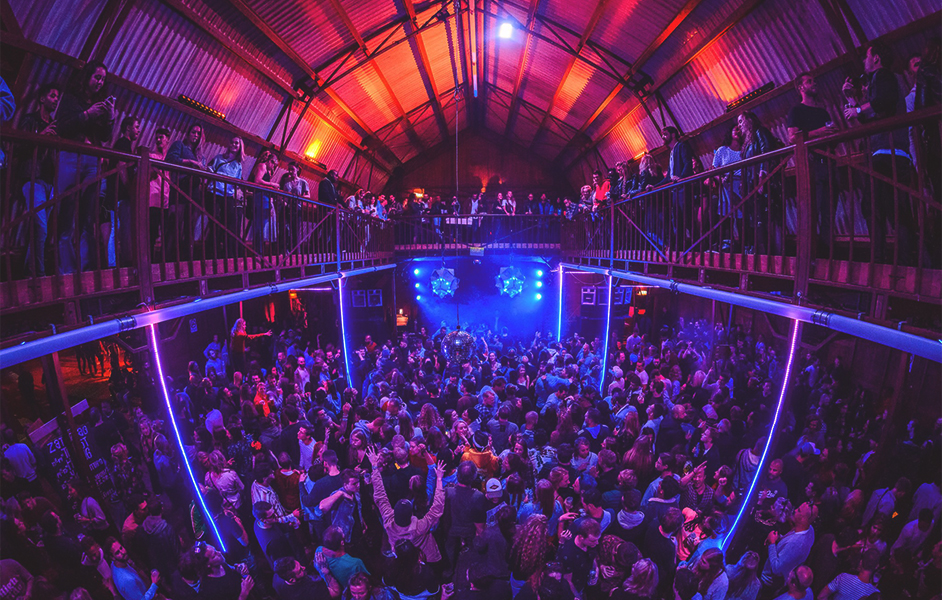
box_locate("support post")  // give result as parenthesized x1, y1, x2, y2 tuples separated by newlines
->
(793, 134, 813, 301)
(135, 148, 154, 304)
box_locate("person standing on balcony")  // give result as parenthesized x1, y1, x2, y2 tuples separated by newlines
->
(787, 73, 839, 255)
(166, 123, 205, 262)
(148, 128, 171, 262)
(17, 83, 59, 276)
(280, 162, 310, 250)
(56, 61, 115, 273)
(843, 43, 917, 266)
(247, 150, 281, 255)
(663, 126, 695, 248)
(591, 170, 611, 206)
(112, 116, 140, 267)
(207, 137, 246, 257)
(318, 169, 339, 206)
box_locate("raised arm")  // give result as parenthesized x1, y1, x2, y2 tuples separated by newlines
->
(367, 448, 394, 523)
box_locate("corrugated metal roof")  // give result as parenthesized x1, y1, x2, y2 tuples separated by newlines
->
(420, 20, 466, 103)
(105, 1, 285, 139)
(542, 0, 595, 35)
(519, 34, 573, 108)
(241, 0, 353, 70)
(339, 0, 399, 41)
(844, 0, 937, 40)
(371, 42, 429, 114)
(592, 0, 689, 63)
(10, 0, 105, 57)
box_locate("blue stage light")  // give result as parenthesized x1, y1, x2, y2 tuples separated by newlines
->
(496, 266, 526, 298)
(536, 281, 543, 288)
(148, 324, 227, 552)
(431, 268, 460, 298)
(537, 270, 544, 277)
(413, 268, 420, 276)
(415, 283, 421, 289)
(536, 293, 542, 300)
(416, 295, 422, 301)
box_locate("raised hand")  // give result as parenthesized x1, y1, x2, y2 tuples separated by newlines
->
(434, 460, 446, 479)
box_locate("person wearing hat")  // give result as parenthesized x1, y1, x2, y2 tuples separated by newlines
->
(461, 431, 500, 478)
(366, 448, 446, 566)
(483, 478, 507, 526)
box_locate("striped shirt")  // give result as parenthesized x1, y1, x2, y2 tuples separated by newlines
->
(826, 573, 878, 600)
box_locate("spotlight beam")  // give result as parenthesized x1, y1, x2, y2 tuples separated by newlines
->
(148, 324, 227, 552)
(721, 319, 801, 551)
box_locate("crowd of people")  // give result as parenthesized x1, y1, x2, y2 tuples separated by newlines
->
(1, 303, 940, 600)
(5, 38, 939, 276)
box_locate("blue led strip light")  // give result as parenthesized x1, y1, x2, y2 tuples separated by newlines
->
(338, 277, 354, 389)
(721, 319, 801, 551)
(599, 274, 613, 393)
(557, 265, 564, 342)
(147, 324, 227, 552)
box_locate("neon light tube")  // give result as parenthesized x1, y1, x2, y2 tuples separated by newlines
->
(557, 265, 564, 342)
(721, 319, 800, 550)
(599, 274, 613, 394)
(147, 324, 227, 552)
(338, 277, 354, 389)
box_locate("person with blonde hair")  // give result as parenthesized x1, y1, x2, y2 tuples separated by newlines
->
(207, 136, 246, 255)
(248, 149, 281, 253)
(204, 449, 244, 510)
(614, 558, 659, 600)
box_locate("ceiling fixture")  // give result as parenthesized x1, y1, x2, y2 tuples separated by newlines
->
(178, 95, 226, 121)
(496, 266, 526, 297)
(431, 267, 460, 298)
(498, 22, 513, 39)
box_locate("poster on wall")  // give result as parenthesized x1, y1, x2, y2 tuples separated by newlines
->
(31, 412, 118, 504)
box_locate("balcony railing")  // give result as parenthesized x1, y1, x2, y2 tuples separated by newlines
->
(391, 214, 561, 252)
(563, 107, 942, 307)
(0, 129, 393, 312)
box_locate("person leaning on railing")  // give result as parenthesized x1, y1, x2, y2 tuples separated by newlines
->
(16, 82, 60, 276)
(55, 60, 115, 273)
(843, 42, 920, 266)
(165, 123, 206, 262)
(207, 137, 246, 257)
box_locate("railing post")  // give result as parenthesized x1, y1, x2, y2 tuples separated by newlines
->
(793, 134, 812, 301)
(335, 207, 342, 273)
(134, 147, 154, 304)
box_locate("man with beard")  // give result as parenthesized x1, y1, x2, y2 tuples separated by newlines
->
(787, 73, 838, 253)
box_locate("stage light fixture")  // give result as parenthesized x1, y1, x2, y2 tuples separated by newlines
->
(536, 293, 542, 300)
(498, 22, 513, 38)
(537, 270, 544, 277)
(496, 266, 526, 298)
(413, 268, 421, 276)
(536, 281, 543, 288)
(415, 283, 421, 289)
(430, 268, 459, 298)
(416, 295, 422, 301)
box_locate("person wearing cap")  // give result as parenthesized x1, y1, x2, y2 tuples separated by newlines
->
(461, 431, 500, 478)
(367, 447, 446, 565)
(483, 478, 507, 526)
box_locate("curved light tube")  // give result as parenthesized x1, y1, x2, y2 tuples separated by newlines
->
(720, 319, 800, 550)
(338, 277, 354, 389)
(148, 324, 226, 552)
(599, 274, 613, 393)
(557, 265, 564, 342)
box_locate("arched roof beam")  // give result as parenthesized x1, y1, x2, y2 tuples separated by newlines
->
(528, 0, 609, 149)
(399, 0, 451, 141)
(324, 0, 427, 152)
(550, 0, 707, 164)
(227, 0, 405, 164)
(563, 0, 764, 172)
(503, 0, 542, 138)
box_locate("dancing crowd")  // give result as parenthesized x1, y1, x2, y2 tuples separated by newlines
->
(1, 306, 940, 600)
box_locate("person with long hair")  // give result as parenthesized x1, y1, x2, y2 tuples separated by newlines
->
(613, 558, 659, 600)
(738, 110, 783, 254)
(203, 449, 244, 512)
(229, 318, 271, 375)
(207, 136, 246, 256)
(517, 478, 563, 536)
(247, 150, 281, 254)
(725, 550, 760, 600)
(508, 513, 553, 596)
(623, 434, 654, 481)
(55, 60, 115, 273)
(692, 547, 728, 599)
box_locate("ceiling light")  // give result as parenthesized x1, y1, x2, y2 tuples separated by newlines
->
(498, 23, 513, 39)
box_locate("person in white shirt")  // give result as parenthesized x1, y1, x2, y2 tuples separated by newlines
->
(294, 357, 311, 393)
(2, 430, 37, 484)
(298, 426, 317, 473)
(892, 509, 934, 554)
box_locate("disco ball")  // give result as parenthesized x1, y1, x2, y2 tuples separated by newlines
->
(496, 266, 526, 298)
(431, 268, 459, 298)
(441, 328, 475, 364)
